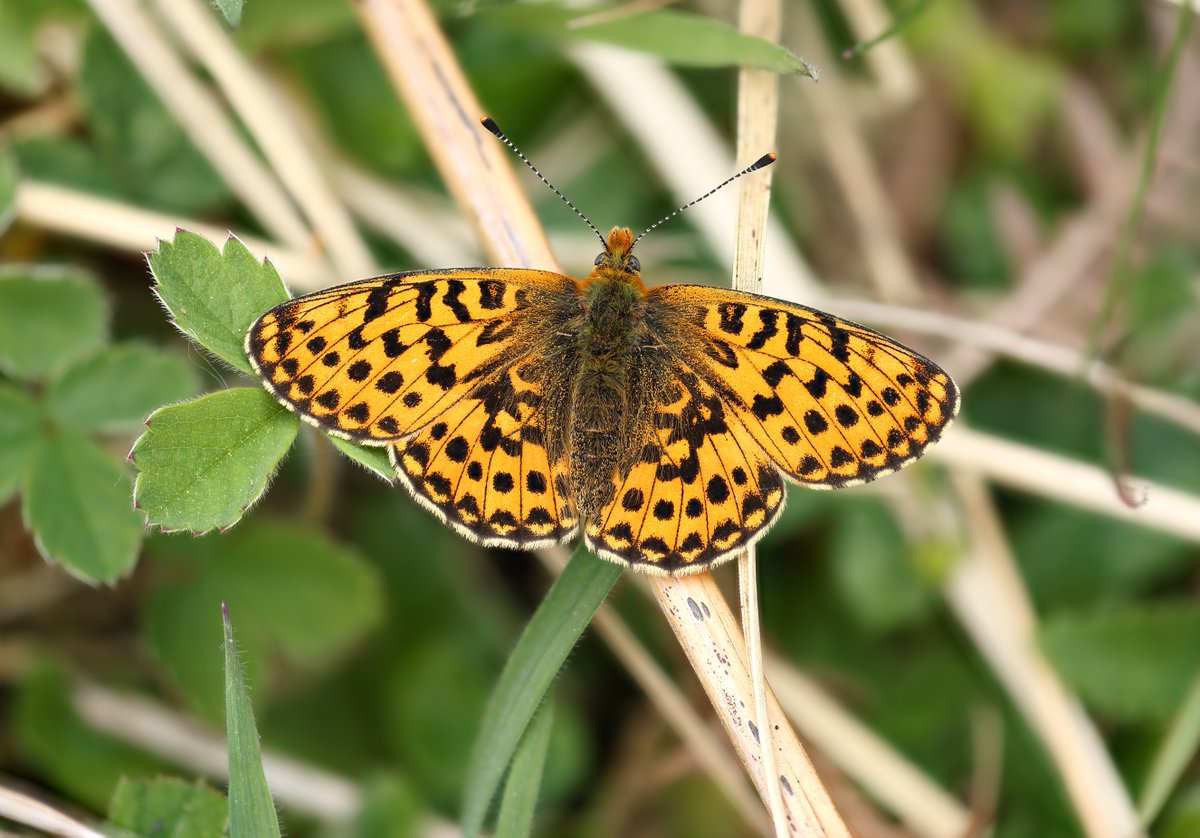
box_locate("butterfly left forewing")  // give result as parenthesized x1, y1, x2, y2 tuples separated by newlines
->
(246, 268, 578, 444)
(648, 285, 959, 489)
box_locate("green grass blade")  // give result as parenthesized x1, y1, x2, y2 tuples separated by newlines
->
(1139, 671, 1200, 827)
(496, 701, 555, 838)
(223, 602, 281, 838)
(461, 546, 621, 836)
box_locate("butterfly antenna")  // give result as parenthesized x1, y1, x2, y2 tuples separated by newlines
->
(632, 153, 778, 248)
(481, 116, 606, 248)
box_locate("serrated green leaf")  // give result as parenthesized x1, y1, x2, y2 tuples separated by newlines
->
(76, 28, 230, 214)
(0, 382, 42, 504)
(0, 145, 17, 236)
(148, 231, 291, 375)
(214, 0, 244, 27)
(496, 701, 554, 838)
(47, 343, 201, 432)
(329, 435, 396, 482)
(22, 431, 143, 583)
(0, 267, 108, 381)
(131, 387, 299, 533)
(1040, 605, 1200, 723)
(145, 522, 384, 719)
(490, 6, 817, 75)
(462, 545, 620, 837)
(108, 777, 228, 837)
(223, 605, 282, 838)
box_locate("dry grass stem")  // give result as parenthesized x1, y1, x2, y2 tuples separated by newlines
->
(567, 43, 821, 302)
(153, 0, 377, 278)
(85, 0, 313, 251)
(789, 5, 923, 304)
(835, 0, 920, 108)
(0, 784, 107, 838)
(14, 180, 328, 285)
(73, 682, 362, 821)
(945, 474, 1143, 836)
(734, 0, 789, 832)
(932, 426, 1200, 543)
(766, 654, 973, 838)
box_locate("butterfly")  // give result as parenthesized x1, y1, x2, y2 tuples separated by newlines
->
(245, 121, 959, 575)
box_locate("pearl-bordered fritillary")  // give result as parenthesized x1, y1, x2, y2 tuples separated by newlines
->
(246, 127, 959, 575)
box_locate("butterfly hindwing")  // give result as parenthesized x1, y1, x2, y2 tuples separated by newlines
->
(586, 362, 786, 574)
(246, 268, 578, 443)
(390, 363, 579, 549)
(649, 285, 959, 489)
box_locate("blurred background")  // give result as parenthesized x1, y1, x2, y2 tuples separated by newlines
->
(1, 0, 1199, 835)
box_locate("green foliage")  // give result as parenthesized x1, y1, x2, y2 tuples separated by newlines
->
(24, 430, 144, 582)
(462, 545, 621, 836)
(131, 387, 299, 533)
(0, 268, 108, 380)
(108, 777, 228, 837)
(76, 28, 231, 214)
(144, 522, 383, 720)
(0, 145, 16, 235)
(0, 382, 40, 503)
(13, 667, 168, 812)
(224, 604, 283, 838)
(488, 6, 818, 76)
(1039, 604, 1200, 723)
(148, 231, 290, 375)
(496, 701, 554, 838)
(0, 0, 86, 96)
(214, 0, 244, 28)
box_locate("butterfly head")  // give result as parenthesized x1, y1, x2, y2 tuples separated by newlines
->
(594, 226, 641, 276)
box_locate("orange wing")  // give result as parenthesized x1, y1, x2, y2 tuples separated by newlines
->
(586, 362, 786, 574)
(648, 285, 959, 489)
(246, 269, 577, 443)
(390, 361, 580, 549)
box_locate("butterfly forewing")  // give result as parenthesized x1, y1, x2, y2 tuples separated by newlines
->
(648, 285, 959, 490)
(246, 269, 578, 444)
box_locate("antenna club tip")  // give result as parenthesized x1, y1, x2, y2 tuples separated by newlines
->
(752, 153, 778, 170)
(480, 115, 501, 135)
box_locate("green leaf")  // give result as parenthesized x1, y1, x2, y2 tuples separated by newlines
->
(148, 231, 291, 375)
(830, 500, 932, 633)
(491, 6, 818, 75)
(0, 382, 41, 504)
(1040, 604, 1200, 723)
(76, 28, 230, 214)
(461, 545, 621, 836)
(131, 387, 299, 533)
(1140, 673, 1200, 827)
(0, 267, 108, 381)
(108, 777, 228, 837)
(0, 144, 17, 236)
(214, 0, 244, 27)
(23, 431, 143, 583)
(496, 701, 554, 838)
(47, 342, 202, 432)
(145, 522, 384, 719)
(329, 435, 396, 482)
(223, 604, 283, 838)
(13, 665, 167, 812)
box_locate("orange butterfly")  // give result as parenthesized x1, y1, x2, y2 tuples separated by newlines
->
(246, 119, 958, 574)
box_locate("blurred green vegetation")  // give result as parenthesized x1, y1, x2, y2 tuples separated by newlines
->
(0, 1, 1198, 836)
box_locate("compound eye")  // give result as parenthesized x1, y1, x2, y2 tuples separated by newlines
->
(594, 252, 605, 266)
(627, 255, 641, 273)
